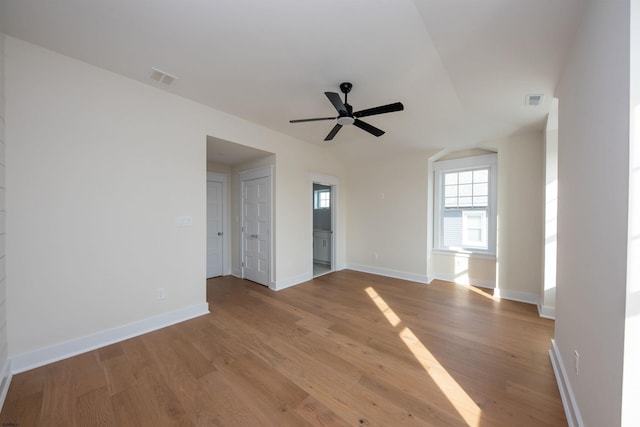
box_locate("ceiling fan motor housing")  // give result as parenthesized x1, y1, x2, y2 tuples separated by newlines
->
(337, 115, 355, 126)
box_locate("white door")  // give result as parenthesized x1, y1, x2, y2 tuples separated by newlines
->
(207, 180, 223, 278)
(242, 176, 270, 286)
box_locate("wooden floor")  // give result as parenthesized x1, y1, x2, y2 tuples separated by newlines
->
(0, 270, 567, 426)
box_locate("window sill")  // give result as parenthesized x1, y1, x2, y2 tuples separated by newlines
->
(431, 249, 497, 261)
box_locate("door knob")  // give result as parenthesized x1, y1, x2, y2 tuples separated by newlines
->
(217, 232, 223, 236)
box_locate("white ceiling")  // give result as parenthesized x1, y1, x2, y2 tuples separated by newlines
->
(206, 136, 273, 165)
(1, 0, 584, 161)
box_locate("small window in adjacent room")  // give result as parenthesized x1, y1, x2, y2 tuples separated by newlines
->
(433, 153, 497, 254)
(314, 189, 331, 209)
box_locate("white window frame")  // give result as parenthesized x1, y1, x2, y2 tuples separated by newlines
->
(314, 188, 331, 210)
(462, 210, 487, 248)
(433, 153, 497, 255)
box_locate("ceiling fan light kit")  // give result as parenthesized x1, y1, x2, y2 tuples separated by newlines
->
(290, 82, 404, 141)
(336, 116, 355, 126)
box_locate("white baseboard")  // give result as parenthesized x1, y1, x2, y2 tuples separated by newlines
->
(0, 359, 12, 412)
(430, 272, 496, 289)
(549, 339, 583, 427)
(346, 264, 429, 284)
(274, 272, 313, 291)
(11, 302, 210, 374)
(424, 273, 539, 306)
(493, 288, 539, 305)
(538, 304, 556, 319)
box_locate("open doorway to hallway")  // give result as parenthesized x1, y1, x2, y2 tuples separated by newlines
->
(206, 136, 275, 286)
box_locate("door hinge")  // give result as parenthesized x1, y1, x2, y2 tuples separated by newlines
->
(241, 226, 244, 233)
(241, 262, 245, 267)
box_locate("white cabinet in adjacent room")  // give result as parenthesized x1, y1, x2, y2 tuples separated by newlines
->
(313, 230, 332, 263)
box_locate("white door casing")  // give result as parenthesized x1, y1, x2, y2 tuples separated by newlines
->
(206, 180, 224, 278)
(310, 173, 339, 276)
(242, 175, 270, 286)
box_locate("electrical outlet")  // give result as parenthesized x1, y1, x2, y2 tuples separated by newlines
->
(574, 350, 580, 375)
(156, 288, 166, 300)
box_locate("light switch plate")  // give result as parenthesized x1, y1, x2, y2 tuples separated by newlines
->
(176, 215, 193, 227)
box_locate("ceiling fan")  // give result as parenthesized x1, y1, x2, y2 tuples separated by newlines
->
(289, 82, 404, 141)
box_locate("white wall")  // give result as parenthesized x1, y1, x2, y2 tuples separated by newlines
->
(5, 37, 346, 359)
(430, 251, 496, 288)
(483, 132, 544, 303)
(428, 133, 544, 304)
(0, 23, 9, 397)
(206, 161, 232, 175)
(345, 152, 433, 282)
(269, 145, 348, 287)
(555, 1, 630, 425)
(623, 1, 640, 425)
(541, 101, 559, 319)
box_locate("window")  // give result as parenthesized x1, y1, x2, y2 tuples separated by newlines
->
(462, 210, 487, 248)
(314, 189, 331, 209)
(433, 154, 497, 254)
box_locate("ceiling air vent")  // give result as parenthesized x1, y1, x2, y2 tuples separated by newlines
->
(149, 67, 177, 85)
(526, 94, 544, 106)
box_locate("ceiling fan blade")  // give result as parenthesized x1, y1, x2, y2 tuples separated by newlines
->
(289, 117, 336, 123)
(353, 119, 385, 137)
(353, 102, 404, 118)
(324, 124, 343, 141)
(325, 92, 347, 113)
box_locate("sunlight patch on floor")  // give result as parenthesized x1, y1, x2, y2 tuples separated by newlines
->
(365, 286, 482, 426)
(467, 285, 500, 302)
(365, 286, 401, 327)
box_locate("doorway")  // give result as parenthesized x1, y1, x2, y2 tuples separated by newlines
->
(312, 182, 335, 277)
(206, 172, 227, 278)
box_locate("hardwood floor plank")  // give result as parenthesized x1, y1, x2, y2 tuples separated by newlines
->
(0, 271, 567, 426)
(199, 369, 268, 426)
(293, 395, 352, 427)
(38, 359, 78, 426)
(357, 372, 470, 427)
(138, 367, 192, 426)
(2, 366, 45, 404)
(191, 322, 246, 369)
(119, 336, 158, 378)
(111, 382, 163, 427)
(219, 352, 311, 426)
(298, 329, 478, 425)
(167, 333, 217, 380)
(213, 304, 441, 426)
(198, 369, 267, 426)
(101, 354, 138, 396)
(72, 351, 109, 397)
(98, 342, 125, 362)
(0, 391, 42, 426)
(76, 386, 118, 427)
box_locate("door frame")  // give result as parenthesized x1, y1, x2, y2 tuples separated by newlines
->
(310, 173, 338, 277)
(207, 172, 229, 276)
(239, 165, 274, 288)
